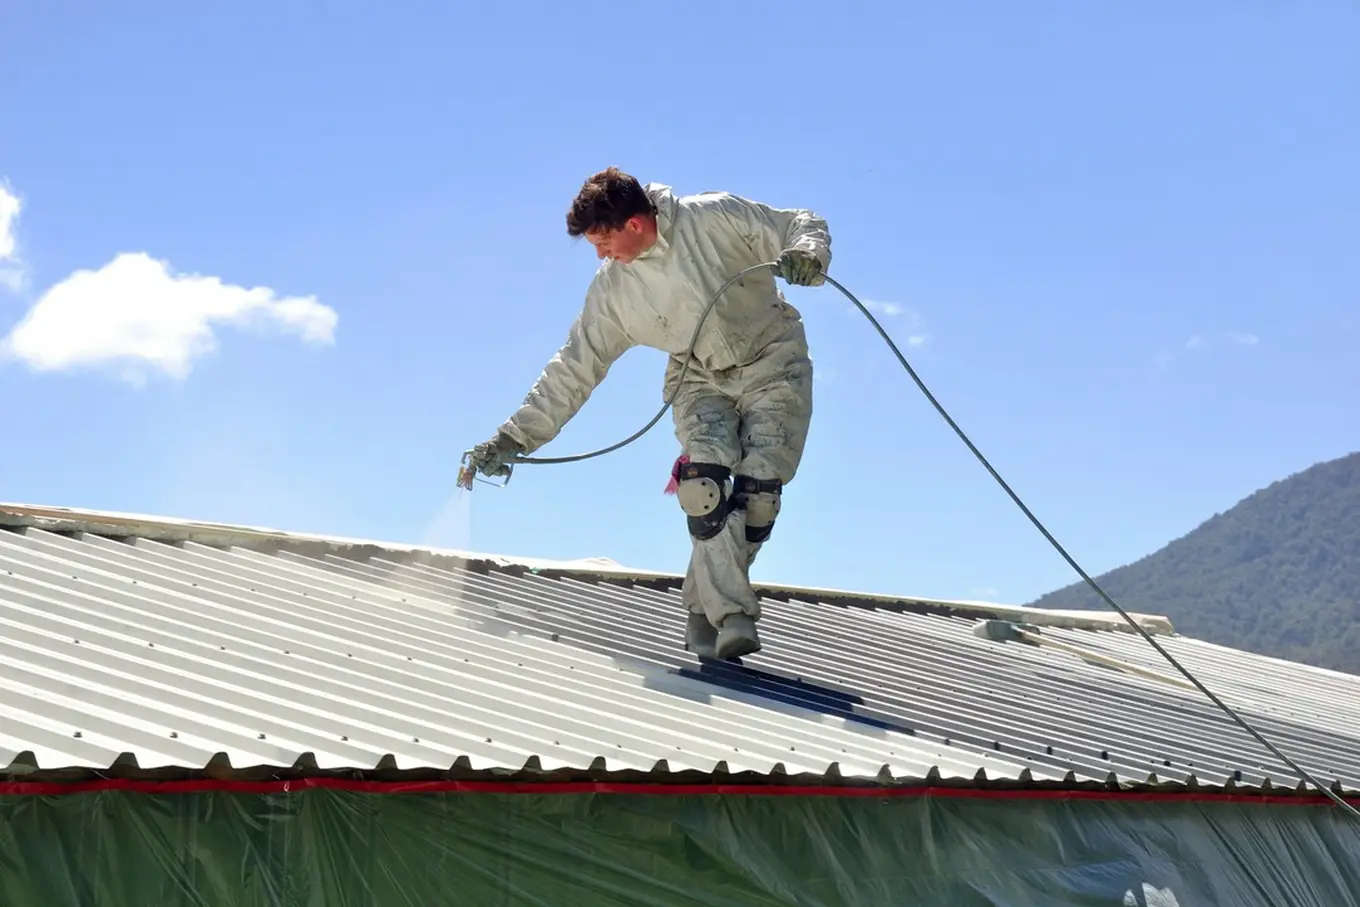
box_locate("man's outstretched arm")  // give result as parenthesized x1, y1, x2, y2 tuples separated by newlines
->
(479, 273, 634, 468)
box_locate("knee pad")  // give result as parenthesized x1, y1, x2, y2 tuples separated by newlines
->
(734, 476, 782, 544)
(676, 462, 731, 540)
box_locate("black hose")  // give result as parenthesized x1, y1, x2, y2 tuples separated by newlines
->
(503, 260, 1360, 818)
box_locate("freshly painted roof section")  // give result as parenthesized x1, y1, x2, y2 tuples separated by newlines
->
(2, 502, 1357, 796)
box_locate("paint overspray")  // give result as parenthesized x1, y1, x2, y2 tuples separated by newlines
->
(411, 484, 474, 617)
(359, 485, 476, 628)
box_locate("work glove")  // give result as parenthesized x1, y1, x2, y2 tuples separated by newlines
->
(775, 247, 823, 286)
(465, 431, 524, 479)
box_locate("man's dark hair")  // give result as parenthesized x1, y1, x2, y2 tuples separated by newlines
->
(566, 167, 656, 236)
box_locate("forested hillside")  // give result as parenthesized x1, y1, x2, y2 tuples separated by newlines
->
(1027, 451, 1360, 675)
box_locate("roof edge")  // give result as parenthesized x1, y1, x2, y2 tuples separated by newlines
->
(0, 501, 1175, 636)
(0, 501, 624, 573)
(4, 773, 1348, 804)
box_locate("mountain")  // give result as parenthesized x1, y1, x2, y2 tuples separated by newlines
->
(1026, 451, 1360, 676)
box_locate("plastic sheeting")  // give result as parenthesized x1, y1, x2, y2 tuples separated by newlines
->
(2, 784, 1357, 906)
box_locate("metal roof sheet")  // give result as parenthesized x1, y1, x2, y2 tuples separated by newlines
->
(3, 504, 1358, 795)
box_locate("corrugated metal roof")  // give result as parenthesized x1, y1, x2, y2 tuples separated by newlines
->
(3, 503, 1358, 795)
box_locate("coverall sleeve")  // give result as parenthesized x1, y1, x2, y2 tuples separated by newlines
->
(496, 271, 634, 454)
(709, 192, 833, 277)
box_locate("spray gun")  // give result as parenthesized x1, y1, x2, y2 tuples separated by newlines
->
(456, 451, 512, 491)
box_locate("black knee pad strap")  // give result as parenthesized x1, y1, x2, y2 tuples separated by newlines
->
(733, 475, 783, 544)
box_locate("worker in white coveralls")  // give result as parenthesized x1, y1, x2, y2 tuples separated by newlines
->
(465, 167, 831, 661)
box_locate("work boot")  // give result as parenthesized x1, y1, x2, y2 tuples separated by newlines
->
(685, 611, 718, 658)
(715, 613, 762, 660)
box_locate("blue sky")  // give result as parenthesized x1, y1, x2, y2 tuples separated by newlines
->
(1, 1, 1356, 608)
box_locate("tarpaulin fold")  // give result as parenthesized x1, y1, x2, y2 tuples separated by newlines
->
(1, 787, 1356, 906)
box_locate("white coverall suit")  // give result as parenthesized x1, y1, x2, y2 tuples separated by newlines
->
(489, 183, 831, 658)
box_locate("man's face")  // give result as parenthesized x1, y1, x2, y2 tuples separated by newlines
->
(584, 216, 655, 263)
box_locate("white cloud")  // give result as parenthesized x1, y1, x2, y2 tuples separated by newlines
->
(864, 299, 904, 317)
(0, 181, 26, 292)
(0, 183, 20, 260)
(1, 251, 337, 384)
(1185, 331, 1259, 352)
(1155, 329, 1261, 375)
(857, 299, 931, 347)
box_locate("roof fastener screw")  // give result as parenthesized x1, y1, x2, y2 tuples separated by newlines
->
(259, 733, 266, 740)
(413, 737, 420, 743)
(341, 735, 349, 741)
(73, 731, 82, 738)
(170, 732, 178, 738)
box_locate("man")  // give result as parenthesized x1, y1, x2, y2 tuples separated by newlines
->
(465, 167, 831, 661)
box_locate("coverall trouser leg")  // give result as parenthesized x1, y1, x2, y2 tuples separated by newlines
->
(668, 318, 814, 628)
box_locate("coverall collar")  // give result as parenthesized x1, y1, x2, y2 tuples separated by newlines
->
(636, 182, 676, 260)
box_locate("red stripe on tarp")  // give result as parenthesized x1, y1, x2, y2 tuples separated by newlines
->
(0, 776, 1354, 805)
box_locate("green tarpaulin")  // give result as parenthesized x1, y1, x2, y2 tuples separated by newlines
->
(2, 783, 1356, 906)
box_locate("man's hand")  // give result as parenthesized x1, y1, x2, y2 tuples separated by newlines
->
(775, 247, 823, 286)
(466, 431, 524, 479)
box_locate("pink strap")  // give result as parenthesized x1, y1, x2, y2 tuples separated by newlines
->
(663, 454, 690, 494)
